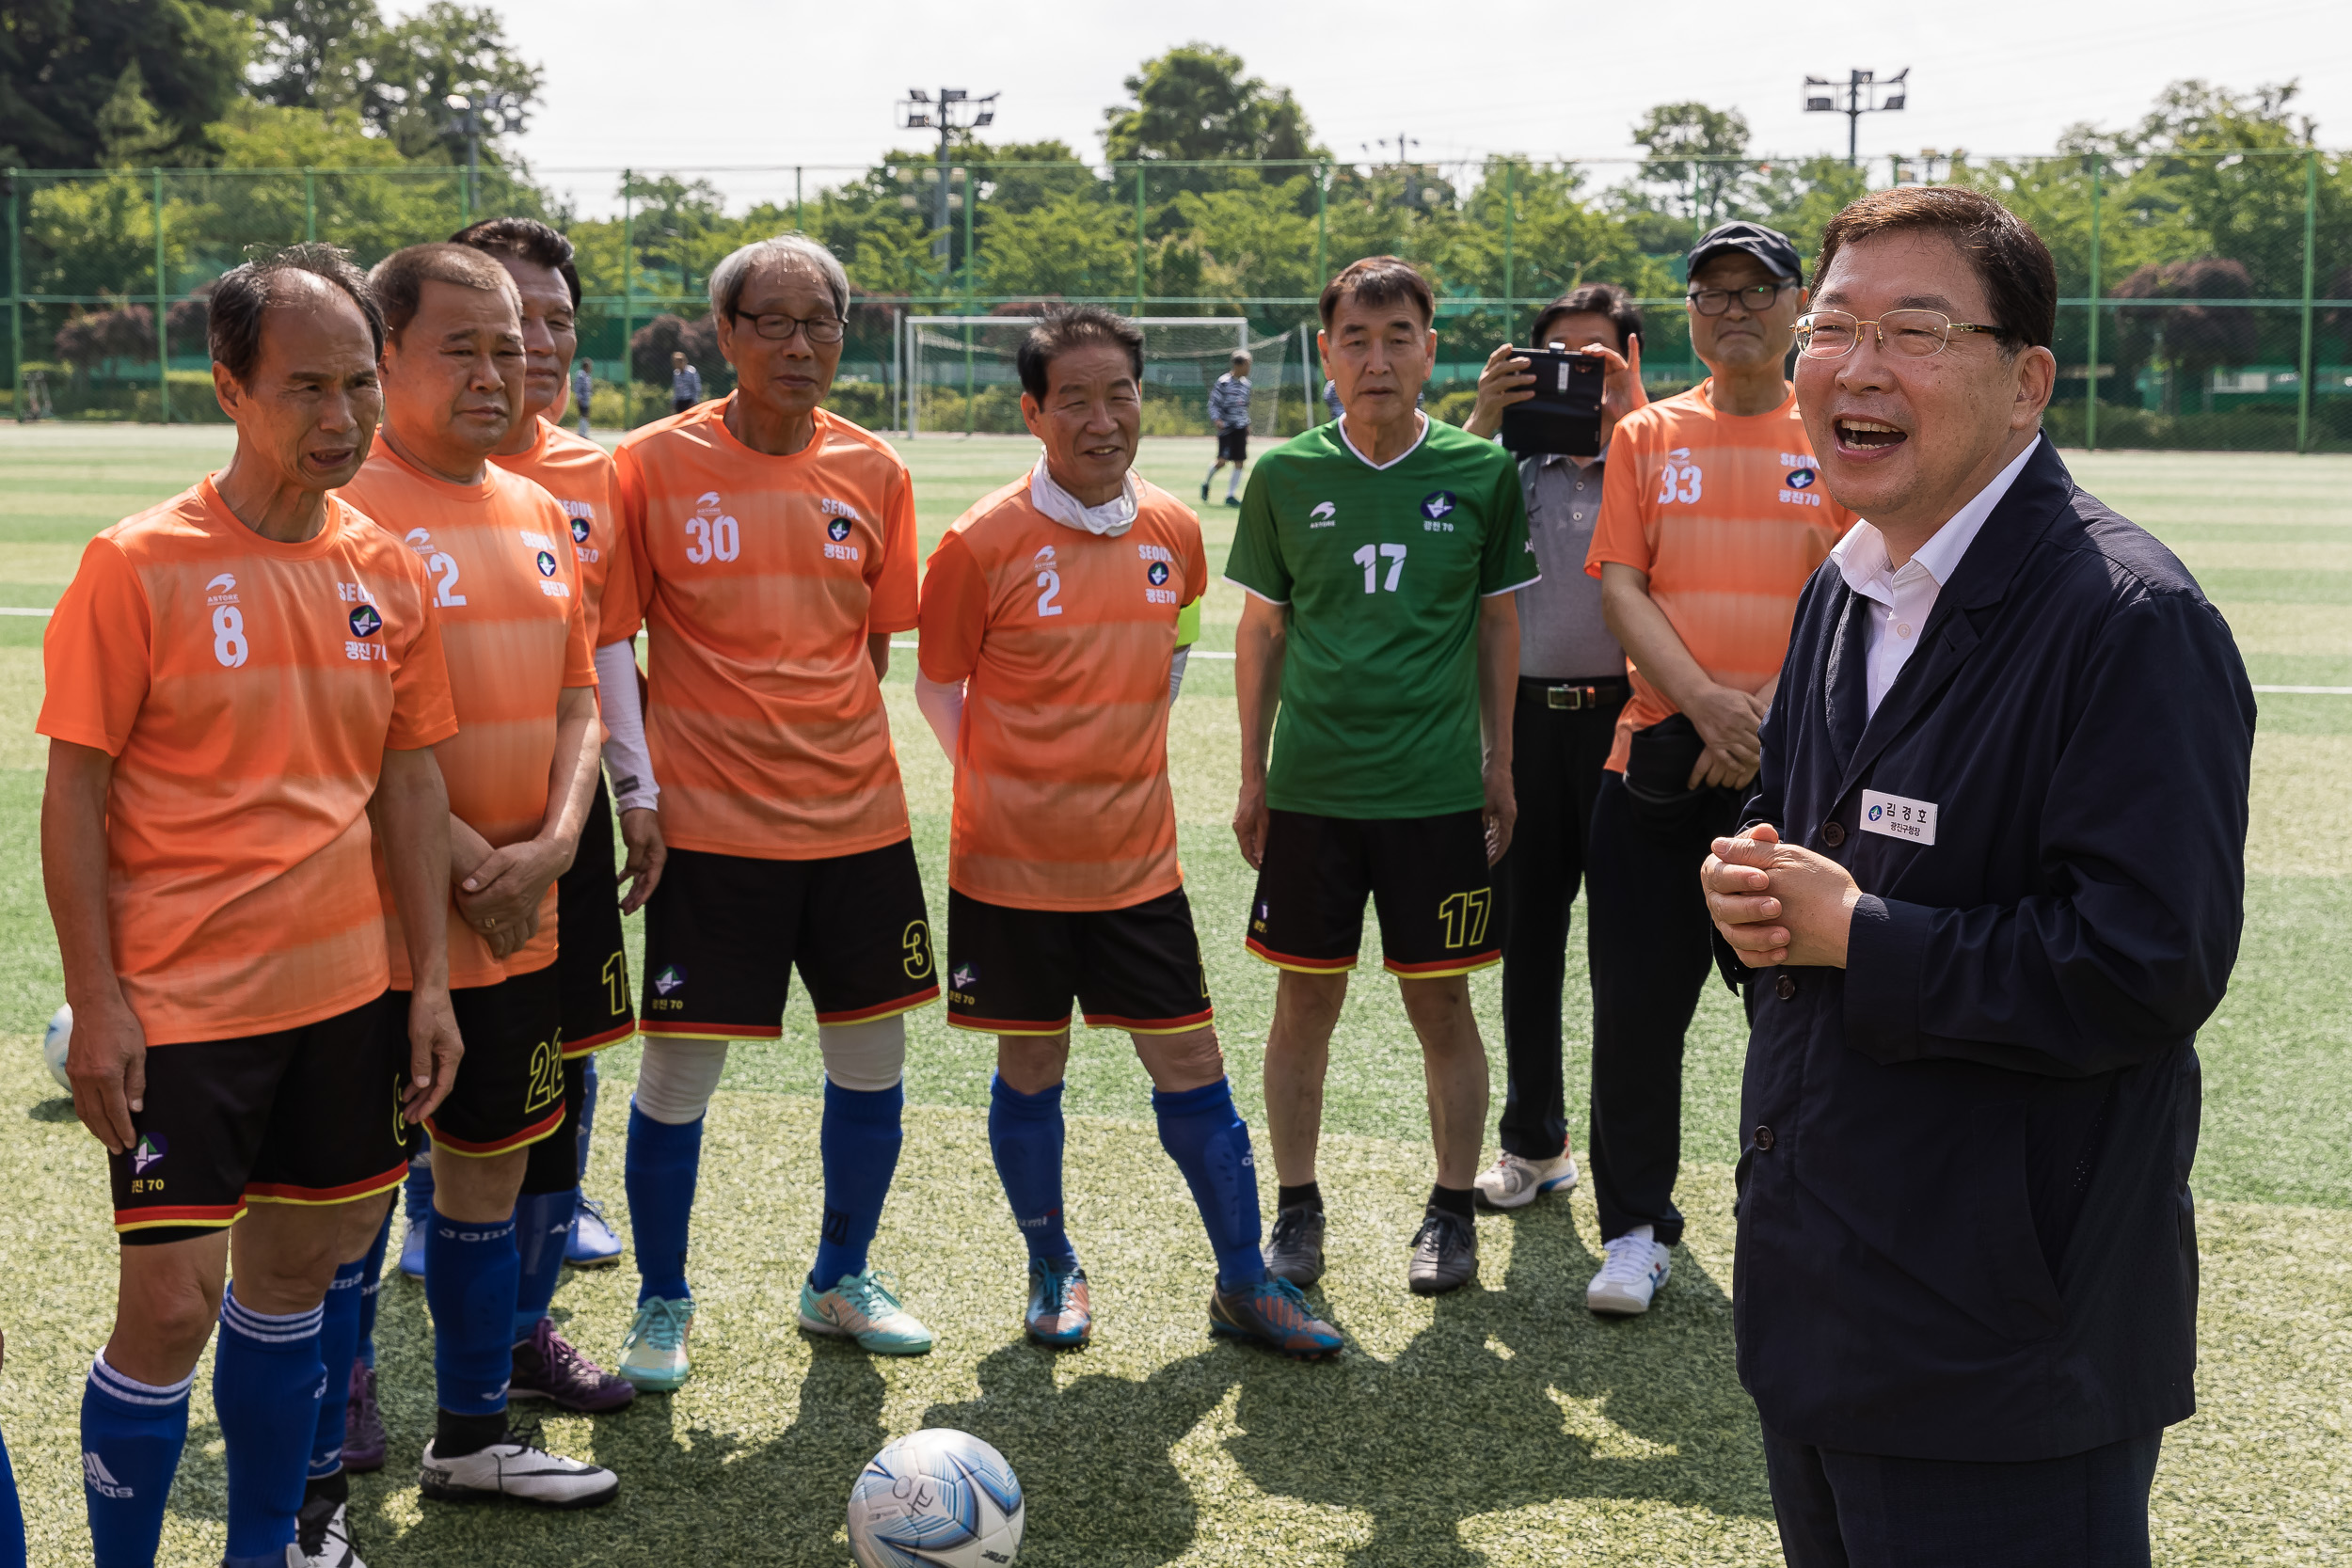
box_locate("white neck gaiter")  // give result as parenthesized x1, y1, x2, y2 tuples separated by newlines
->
(1030, 457, 1138, 537)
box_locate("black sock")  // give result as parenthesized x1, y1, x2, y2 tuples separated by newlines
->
(434, 1408, 509, 1460)
(302, 1467, 347, 1509)
(1277, 1181, 1323, 1212)
(1428, 1183, 1475, 1220)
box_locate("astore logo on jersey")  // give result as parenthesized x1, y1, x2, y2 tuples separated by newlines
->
(1033, 544, 1058, 569)
(1309, 501, 1337, 528)
(205, 573, 238, 602)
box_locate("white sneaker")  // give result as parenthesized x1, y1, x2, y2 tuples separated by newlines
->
(1586, 1231, 1672, 1316)
(419, 1428, 619, 1509)
(294, 1497, 363, 1567)
(1473, 1150, 1579, 1211)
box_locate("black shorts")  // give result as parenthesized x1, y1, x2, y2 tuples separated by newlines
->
(112, 994, 412, 1245)
(1246, 808, 1500, 977)
(640, 838, 938, 1039)
(946, 886, 1214, 1037)
(400, 964, 567, 1162)
(556, 776, 636, 1056)
(1216, 428, 1248, 463)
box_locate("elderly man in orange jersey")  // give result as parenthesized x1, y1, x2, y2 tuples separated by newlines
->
(606, 233, 939, 1389)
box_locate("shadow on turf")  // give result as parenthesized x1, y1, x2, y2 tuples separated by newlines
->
(323, 1200, 1767, 1566)
(27, 1095, 75, 1122)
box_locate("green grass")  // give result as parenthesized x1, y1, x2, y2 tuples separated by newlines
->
(0, 425, 2347, 1564)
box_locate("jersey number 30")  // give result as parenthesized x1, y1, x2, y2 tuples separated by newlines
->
(1352, 543, 1406, 594)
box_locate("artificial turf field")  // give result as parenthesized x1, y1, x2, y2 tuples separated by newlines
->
(0, 423, 2345, 1565)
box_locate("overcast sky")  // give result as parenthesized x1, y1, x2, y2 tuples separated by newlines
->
(472, 0, 2352, 217)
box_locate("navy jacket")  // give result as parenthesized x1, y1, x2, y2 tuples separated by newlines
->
(1727, 440, 2254, 1462)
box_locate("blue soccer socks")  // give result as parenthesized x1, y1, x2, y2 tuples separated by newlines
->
(812, 1079, 905, 1289)
(988, 1076, 1074, 1269)
(354, 1204, 392, 1371)
(625, 1102, 703, 1304)
(511, 1189, 577, 1342)
(213, 1287, 325, 1564)
(81, 1354, 191, 1568)
(309, 1259, 368, 1481)
(423, 1212, 518, 1419)
(1155, 1078, 1268, 1291)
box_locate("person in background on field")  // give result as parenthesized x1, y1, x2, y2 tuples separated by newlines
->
(340, 242, 617, 1511)
(1203, 349, 1251, 507)
(1580, 222, 1854, 1318)
(1229, 257, 1535, 1299)
(573, 356, 596, 436)
(1454, 283, 1647, 1217)
(42, 243, 462, 1568)
(1704, 184, 2251, 1568)
(671, 350, 702, 415)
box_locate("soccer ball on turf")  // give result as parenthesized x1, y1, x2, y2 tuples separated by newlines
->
(846, 1428, 1024, 1567)
(42, 1005, 72, 1092)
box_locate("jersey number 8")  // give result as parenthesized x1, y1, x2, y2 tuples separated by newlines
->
(212, 604, 249, 668)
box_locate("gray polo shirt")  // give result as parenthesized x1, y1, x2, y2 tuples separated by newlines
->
(1515, 451, 1624, 681)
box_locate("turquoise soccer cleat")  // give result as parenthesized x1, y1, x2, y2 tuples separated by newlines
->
(616, 1294, 694, 1391)
(800, 1269, 935, 1356)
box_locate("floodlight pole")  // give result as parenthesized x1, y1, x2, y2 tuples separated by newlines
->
(1804, 69, 1907, 168)
(897, 87, 999, 294)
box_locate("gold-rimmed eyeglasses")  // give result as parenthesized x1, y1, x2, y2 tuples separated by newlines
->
(729, 309, 846, 344)
(1796, 309, 2004, 360)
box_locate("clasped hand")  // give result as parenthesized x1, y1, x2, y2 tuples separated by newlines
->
(1701, 824, 1863, 969)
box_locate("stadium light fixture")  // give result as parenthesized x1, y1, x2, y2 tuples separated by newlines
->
(1803, 69, 1909, 167)
(440, 88, 528, 212)
(895, 87, 1001, 265)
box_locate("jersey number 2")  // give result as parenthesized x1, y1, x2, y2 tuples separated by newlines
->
(1353, 543, 1406, 593)
(1036, 570, 1063, 616)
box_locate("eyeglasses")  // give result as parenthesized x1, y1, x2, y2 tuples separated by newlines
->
(729, 309, 846, 344)
(1796, 309, 2004, 360)
(1685, 281, 1793, 316)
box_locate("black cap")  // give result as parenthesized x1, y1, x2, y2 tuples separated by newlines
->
(1686, 221, 1803, 286)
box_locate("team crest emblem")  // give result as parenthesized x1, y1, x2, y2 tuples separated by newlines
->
(535, 549, 559, 578)
(1421, 490, 1457, 520)
(1786, 467, 1816, 488)
(133, 1132, 167, 1175)
(1148, 561, 1170, 586)
(348, 604, 382, 638)
(652, 964, 686, 996)
(570, 515, 593, 544)
(951, 964, 977, 990)
(827, 516, 852, 542)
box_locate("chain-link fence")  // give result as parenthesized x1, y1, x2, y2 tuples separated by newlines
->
(7, 150, 2346, 450)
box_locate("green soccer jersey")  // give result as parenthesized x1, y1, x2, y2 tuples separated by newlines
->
(1224, 416, 1537, 819)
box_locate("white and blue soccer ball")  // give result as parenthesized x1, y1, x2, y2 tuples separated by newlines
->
(846, 1428, 1024, 1568)
(42, 1004, 72, 1092)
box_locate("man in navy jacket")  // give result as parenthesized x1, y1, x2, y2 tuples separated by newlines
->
(1704, 187, 2253, 1566)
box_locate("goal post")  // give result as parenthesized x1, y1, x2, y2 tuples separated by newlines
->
(900, 316, 1293, 439)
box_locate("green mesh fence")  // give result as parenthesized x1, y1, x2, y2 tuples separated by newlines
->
(7, 150, 2346, 450)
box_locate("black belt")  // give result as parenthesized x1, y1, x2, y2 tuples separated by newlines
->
(1518, 675, 1629, 710)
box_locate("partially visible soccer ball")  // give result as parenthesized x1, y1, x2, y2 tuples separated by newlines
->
(42, 1005, 72, 1092)
(847, 1428, 1024, 1568)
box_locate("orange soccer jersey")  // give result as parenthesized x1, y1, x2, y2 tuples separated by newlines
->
(339, 443, 596, 988)
(918, 476, 1205, 911)
(1586, 380, 1856, 772)
(37, 478, 457, 1043)
(490, 415, 639, 648)
(609, 403, 920, 859)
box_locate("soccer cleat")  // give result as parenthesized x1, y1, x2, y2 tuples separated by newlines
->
(1473, 1150, 1580, 1212)
(1200, 479, 1211, 501)
(1587, 1232, 1673, 1316)
(510, 1318, 636, 1413)
(800, 1270, 935, 1356)
(1209, 1277, 1343, 1360)
(616, 1295, 694, 1391)
(1223, 495, 1242, 507)
(419, 1424, 618, 1510)
(564, 1196, 623, 1268)
(1264, 1203, 1327, 1287)
(397, 1217, 427, 1280)
(294, 1493, 364, 1568)
(1407, 1206, 1478, 1295)
(342, 1361, 386, 1474)
(1023, 1258, 1091, 1349)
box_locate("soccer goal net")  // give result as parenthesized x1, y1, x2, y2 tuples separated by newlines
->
(899, 316, 1293, 438)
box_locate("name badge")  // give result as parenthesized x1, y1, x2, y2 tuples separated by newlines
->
(1859, 789, 1938, 846)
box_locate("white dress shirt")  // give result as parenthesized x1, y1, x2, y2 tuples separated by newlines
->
(1831, 436, 2042, 716)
